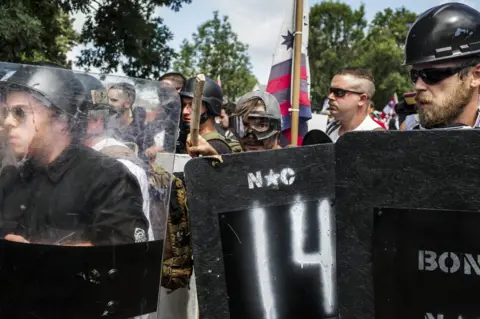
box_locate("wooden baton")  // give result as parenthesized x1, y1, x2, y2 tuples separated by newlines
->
(190, 74, 206, 147)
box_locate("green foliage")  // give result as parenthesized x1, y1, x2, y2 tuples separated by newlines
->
(75, 0, 191, 78)
(0, 1, 78, 67)
(0, 0, 192, 76)
(368, 8, 418, 47)
(173, 11, 257, 102)
(355, 33, 412, 108)
(308, 1, 418, 110)
(308, 1, 367, 109)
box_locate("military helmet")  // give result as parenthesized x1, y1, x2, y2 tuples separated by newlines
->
(179, 76, 223, 116)
(75, 73, 109, 111)
(0, 63, 88, 117)
(230, 90, 282, 141)
(404, 3, 480, 65)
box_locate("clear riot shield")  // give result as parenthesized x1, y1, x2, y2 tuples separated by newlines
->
(0, 61, 180, 319)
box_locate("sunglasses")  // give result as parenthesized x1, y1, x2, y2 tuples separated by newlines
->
(329, 87, 365, 98)
(0, 106, 28, 123)
(410, 64, 473, 85)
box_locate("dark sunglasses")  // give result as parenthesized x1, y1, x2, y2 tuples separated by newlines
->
(329, 87, 365, 98)
(410, 64, 474, 85)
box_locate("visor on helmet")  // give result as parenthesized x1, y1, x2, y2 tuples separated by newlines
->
(230, 112, 280, 141)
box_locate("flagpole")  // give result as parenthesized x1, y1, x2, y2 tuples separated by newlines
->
(290, 0, 304, 146)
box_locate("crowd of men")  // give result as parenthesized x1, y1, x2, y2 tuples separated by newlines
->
(0, 1, 479, 318)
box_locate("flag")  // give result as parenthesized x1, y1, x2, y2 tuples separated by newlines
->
(381, 93, 399, 126)
(216, 75, 222, 88)
(266, 0, 312, 146)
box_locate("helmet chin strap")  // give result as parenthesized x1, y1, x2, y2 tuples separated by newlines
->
(200, 112, 209, 124)
(182, 112, 210, 133)
(17, 126, 36, 167)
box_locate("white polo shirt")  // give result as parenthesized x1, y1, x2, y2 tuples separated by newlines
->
(327, 115, 383, 142)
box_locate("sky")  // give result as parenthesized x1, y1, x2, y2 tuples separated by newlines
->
(68, 0, 480, 84)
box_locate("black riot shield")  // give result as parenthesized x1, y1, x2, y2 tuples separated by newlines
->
(336, 130, 480, 319)
(184, 144, 337, 319)
(0, 62, 180, 318)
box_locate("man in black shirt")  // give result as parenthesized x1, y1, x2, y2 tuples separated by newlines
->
(107, 82, 147, 154)
(0, 63, 148, 246)
(179, 76, 233, 155)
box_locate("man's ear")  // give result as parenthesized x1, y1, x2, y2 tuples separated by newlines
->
(470, 63, 480, 89)
(358, 94, 369, 107)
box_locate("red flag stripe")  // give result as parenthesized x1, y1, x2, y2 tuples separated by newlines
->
(270, 81, 310, 105)
(299, 91, 311, 107)
(279, 101, 311, 117)
(266, 67, 308, 93)
(268, 55, 308, 81)
(279, 96, 311, 117)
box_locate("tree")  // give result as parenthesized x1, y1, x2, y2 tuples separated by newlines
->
(308, 1, 367, 109)
(74, 0, 192, 78)
(0, 0, 192, 77)
(368, 8, 418, 47)
(173, 11, 257, 102)
(356, 8, 418, 108)
(0, 1, 79, 67)
(307, 2, 418, 111)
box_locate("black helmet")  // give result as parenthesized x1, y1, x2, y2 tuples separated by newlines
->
(75, 73, 109, 111)
(0, 64, 87, 117)
(404, 3, 480, 65)
(179, 76, 223, 116)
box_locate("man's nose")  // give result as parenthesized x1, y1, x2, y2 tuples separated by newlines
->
(3, 112, 16, 130)
(328, 92, 336, 101)
(413, 76, 428, 91)
(183, 105, 192, 114)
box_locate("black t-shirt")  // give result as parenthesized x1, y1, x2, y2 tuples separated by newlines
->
(115, 107, 147, 154)
(0, 144, 148, 245)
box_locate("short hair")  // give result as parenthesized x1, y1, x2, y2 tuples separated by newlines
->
(336, 67, 376, 99)
(109, 82, 136, 105)
(88, 108, 109, 122)
(222, 102, 236, 116)
(456, 56, 480, 79)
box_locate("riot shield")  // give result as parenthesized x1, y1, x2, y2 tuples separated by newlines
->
(336, 130, 480, 319)
(184, 144, 337, 319)
(0, 61, 180, 318)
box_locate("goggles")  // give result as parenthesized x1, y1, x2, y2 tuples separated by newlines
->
(230, 114, 279, 140)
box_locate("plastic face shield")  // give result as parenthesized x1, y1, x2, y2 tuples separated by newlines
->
(0, 61, 183, 318)
(230, 113, 275, 140)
